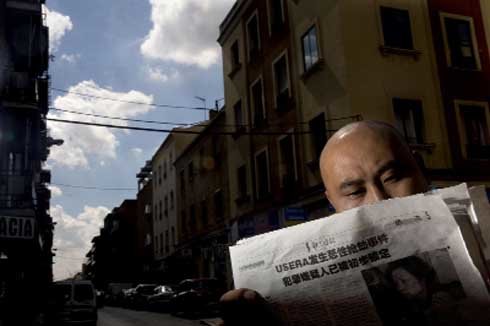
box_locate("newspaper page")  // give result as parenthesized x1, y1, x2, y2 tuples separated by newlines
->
(432, 184, 490, 287)
(468, 186, 490, 262)
(230, 195, 490, 326)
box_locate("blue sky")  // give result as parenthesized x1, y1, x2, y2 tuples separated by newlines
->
(45, 0, 235, 280)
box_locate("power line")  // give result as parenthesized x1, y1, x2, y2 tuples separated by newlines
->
(50, 108, 196, 127)
(45, 117, 318, 136)
(49, 107, 322, 129)
(52, 183, 136, 191)
(51, 87, 209, 111)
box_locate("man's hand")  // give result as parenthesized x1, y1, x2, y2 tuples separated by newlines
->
(219, 288, 282, 326)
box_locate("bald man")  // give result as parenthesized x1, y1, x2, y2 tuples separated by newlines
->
(220, 121, 429, 325)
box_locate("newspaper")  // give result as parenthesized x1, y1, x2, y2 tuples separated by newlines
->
(230, 193, 490, 326)
(433, 184, 490, 287)
(468, 186, 490, 262)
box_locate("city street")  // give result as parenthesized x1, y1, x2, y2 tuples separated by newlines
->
(98, 307, 205, 326)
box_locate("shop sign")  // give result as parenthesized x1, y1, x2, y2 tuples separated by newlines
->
(0, 216, 35, 240)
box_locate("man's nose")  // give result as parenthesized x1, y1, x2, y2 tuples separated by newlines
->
(365, 185, 390, 204)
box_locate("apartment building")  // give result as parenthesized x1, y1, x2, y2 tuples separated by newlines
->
(218, 0, 490, 245)
(175, 110, 230, 281)
(426, 0, 490, 183)
(135, 161, 154, 280)
(0, 0, 54, 322)
(218, 0, 361, 243)
(151, 128, 196, 278)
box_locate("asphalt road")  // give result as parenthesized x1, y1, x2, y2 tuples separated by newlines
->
(98, 307, 205, 326)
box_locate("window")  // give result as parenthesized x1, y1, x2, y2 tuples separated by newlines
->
(251, 78, 266, 127)
(278, 133, 297, 188)
(246, 12, 261, 60)
(234, 100, 245, 133)
(171, 227, 175, 246)
(201, 200, 208, 226)
(459, 104, 490, 159)
(169, 152, 173, 171)
(159, 200, 162, 220)
(163, 161, 167, 179)
(180, 170, 185, 195)
(170, 191, 174, 210)
(154, 204, 158, 221)
(273, 52, 290, 110)
(441, 14, 480, 70)
(269, 0, 285, 34)
(237, 165, 248, 199)
(158, 165, 162, 185)
(380, 6, 414, 50)
(214, 189, 224, 220)
(165, 230, 169, 253)
(154, 236, 158, 254)
(393, 98, 424, 144)
(255, 148, 270, 200)
(309, 113, 327, 160)
(188, 161, 194, 183)
(164, 196, 168, 218)
(302, 25, 320, 72)
(231, 41, 240, 71)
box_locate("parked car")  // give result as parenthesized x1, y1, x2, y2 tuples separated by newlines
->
(46, 280, 98, 326)
(147, 285, 175, 311)
(121, 287, 136, 308)
(170, 278, 225, 316)
(131, 284, 158, 309)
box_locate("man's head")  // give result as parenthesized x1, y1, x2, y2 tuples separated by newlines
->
(320, 121, 428, 212)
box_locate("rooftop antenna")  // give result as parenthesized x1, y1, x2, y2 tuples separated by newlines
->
(195, 96, 207, 120)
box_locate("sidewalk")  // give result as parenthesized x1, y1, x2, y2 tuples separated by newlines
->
(200, 318, 223, 326)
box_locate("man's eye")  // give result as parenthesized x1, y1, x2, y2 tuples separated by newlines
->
(383, 172, 401, 183)
(347, 189, 365, 198)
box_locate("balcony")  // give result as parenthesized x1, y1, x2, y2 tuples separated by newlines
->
(7, 10, 49, 73)
(0, 171, 34, 209)
(37, 75, 50, 114)
(6, 0, 43, 12)
(2, 72, 38, 104)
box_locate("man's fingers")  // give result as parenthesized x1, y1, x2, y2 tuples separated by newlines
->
(220, 289, 281, 326)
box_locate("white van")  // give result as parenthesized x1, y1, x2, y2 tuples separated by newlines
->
(49, 280, 98, 326)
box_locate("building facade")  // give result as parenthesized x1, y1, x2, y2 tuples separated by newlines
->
(218, 0, 490, 249)
(0, 0, 54, 323)
(135, 161, 154, 281)
(151, 128, 196, 279)
(175, 110, 231, 283)
(427, 0, 490, 183)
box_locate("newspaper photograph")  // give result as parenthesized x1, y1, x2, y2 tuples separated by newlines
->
(230, 194, 490, 326)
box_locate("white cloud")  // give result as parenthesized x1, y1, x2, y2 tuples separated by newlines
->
(147, 66, 180, 83)
(49, 185, 63, 197)
(51, 205, 110, 281)
(141, 0, 235, 68)
(44, 6, 73, 53)
(131, 147, 143, 157)
(60, 53, 81, 64)
(48, 80, 154, 169)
